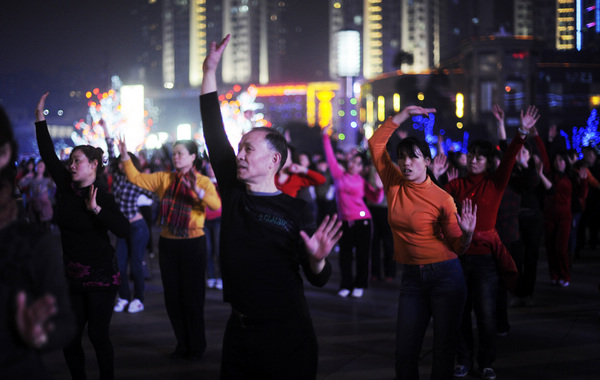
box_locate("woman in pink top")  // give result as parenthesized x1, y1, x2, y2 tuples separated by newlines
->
(322, 130, 383, 298)
(369, 106, 476, 380)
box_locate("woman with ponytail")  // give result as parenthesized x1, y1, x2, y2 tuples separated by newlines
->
(35, 93, 130, 380)
(117, 135, 221, 361)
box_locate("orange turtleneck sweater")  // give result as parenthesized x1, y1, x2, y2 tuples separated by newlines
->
(369, 118, 468, 265)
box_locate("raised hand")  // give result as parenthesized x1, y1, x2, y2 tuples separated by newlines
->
(447, 167, 459, 182)
(391, 106, 436, 126)
(520, 105, 540, 133)
(455, 198, 477, 235)
(182, 170, 205, 199)
(300, 214, 343, 264)
(86, 185, 99, 212)
(493, 104, 507, 139)
(203, 34, 231, 74)
(492, 104, 505, 124)
(36, 92, 49, 122)
(116, 135, 130, 161)
(15, 291, 57, 349)
(432, 154, 449, 179)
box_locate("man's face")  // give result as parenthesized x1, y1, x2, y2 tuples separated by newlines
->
(236, 130, 278, 184)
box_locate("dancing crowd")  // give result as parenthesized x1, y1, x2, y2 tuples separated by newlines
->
(2, 34, 600, 380)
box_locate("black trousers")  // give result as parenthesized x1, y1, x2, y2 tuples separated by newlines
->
(220, 310, 318, 379)
(158, 236, 207, 356)
(63, 289, 117, 380)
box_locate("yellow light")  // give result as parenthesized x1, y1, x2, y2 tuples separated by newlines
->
(393, 93, 400, 112)
(333, 2, 341, 8)
(417, 92, 425, 101)
(367, 99, 374, 124)
(377, 96, 385, 122)
(316, 90, 336, 129)
(85, 91, 92, 99)
(338, 133, 346, 141)
(457, 122, 464, 129)
(456, 93, 464, 118)
(591, 95, 600, 107)
(254, 84, 307, 97)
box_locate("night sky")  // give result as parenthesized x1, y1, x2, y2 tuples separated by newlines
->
(0, 0, 329, 94)
(0, 0, 330, 154)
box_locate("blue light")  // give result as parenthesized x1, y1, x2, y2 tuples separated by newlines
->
(572, 109, 599, 153)
(577, 0, 582, 51)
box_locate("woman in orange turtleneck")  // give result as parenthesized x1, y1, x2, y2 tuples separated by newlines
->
(368, 106, 476, 380)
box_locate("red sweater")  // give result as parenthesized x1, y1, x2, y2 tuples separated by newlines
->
(275, 169, 326, 197)
(444, 133, 525, 255)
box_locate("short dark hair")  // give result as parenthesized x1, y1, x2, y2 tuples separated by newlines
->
(396, 137, 433, 161)
(71, 145, 105, 175)
(252, 127, 288, 171)
(467, 139, 495, 167)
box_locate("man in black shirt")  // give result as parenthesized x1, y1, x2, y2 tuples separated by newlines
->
(199, 35, 343, 379)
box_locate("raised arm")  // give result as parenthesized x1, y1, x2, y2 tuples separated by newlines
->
(201, 34, 230, 95)
(492, 104, 506, 141)
(34, 93, 68, 185)
(200, 35, 239, 189)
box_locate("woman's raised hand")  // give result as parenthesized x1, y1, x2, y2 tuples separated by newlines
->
(36, 92, 49, 122)
(520, 105, 540, 133)
(391, 106, 436, 126)
(116, 135, 130, 161)
(456, 198, 477, 235)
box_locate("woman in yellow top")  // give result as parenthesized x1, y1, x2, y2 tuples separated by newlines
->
(369, 106, 476, 380)
(118, 137, 221, 361)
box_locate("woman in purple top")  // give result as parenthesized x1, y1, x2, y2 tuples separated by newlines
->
(322, 129, 383, 298)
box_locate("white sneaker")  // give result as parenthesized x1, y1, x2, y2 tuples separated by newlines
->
(114, 298, 129, 312)
(351, 288, 364, 298)
(128, 299, 144, 313)
(207, 278, 216, 289)
(337, 289, 351, 298)
(215, 278, 223, 290)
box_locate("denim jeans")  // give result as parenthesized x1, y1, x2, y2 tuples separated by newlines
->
(205, 218, 221, 279)
(457, 254, 499, 370)
(116, 219, 150, 302)
(395, 258, 466, 380)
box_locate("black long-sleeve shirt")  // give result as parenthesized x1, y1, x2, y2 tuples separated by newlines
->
(200, 92, 331, 319)
(35, 120, 129, 291)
